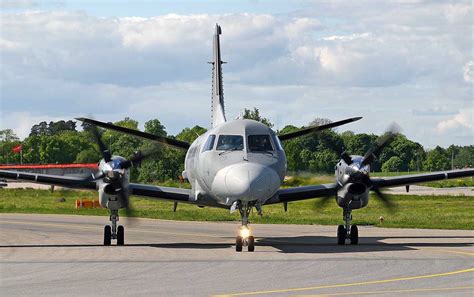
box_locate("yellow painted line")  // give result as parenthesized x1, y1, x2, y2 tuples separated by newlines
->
(214, 267, 474, 296)
(295, 286, 474, 296)
(0, 220, 222, 239)
(426, 248, 474, 257)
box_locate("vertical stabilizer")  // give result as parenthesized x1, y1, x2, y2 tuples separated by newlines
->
(210, 24, 227, 127)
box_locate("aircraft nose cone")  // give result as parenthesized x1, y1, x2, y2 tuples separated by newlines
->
(212, 163, 281, 202)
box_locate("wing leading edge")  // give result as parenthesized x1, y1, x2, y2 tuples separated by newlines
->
(266, 168, 474, 205)
(371, 169, 474, 188)
(0, 169, 227, 208)
(0, 170, 97, 190)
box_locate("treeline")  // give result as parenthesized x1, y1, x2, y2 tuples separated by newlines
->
(0, 109, 472, 183)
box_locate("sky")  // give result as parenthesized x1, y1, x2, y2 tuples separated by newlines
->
(0, 0, 472, 148)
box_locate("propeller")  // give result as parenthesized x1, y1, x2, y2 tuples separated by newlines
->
(340, 151, 353, 165)
(361, 123, 400, 166)
(89, 124, 111, 163)
(364, 124, 400, 211)
(120, 145, 161, 169)
(80, 123, 162, 220)
(330, 123, 401, 211)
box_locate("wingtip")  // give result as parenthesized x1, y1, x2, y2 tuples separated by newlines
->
(353, 116, 363, 121)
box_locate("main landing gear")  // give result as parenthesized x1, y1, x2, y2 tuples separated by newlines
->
(235, 202, 255, 252)
(337, 208, 358, 245)
(104, 210, 125, 246)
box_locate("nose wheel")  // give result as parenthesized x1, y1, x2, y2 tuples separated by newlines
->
(104, 210, 125, 246)
(236, 233, 255, 252)
(337, 208, 358, 245)
(236, 201, 256, 252)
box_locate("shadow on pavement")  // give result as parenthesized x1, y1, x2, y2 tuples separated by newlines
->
(1, 235, 472, 253)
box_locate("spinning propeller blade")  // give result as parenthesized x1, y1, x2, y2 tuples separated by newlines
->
(89, 125, 112, 163)
(341, 151, 353, 165)
(372, 187, 396, 212)
(121, 144, 161, 169)
(361, 123, 401, 166)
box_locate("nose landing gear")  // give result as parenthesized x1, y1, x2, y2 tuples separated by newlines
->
(236, 201, 256, 252)
(104, 210, 125, 246)
(337, 207, 358, 245)
(236, 226, 255, 252)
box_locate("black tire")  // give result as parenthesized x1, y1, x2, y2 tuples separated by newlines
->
(337, 225, 346, 245)
(117, 225, 125, 246)
(350, 225, 358, 245)
(104, 225, 111, 246)
(236, 236, 243, 252)
(248, 236, 255, 252)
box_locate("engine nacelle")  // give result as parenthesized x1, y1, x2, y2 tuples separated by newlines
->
(337, 182, 369, 209)
(98, 183, 122, 210)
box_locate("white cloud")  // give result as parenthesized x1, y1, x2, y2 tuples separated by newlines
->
(0, 3, 472, 147)
(320, 32, 372, 42)
(463, 60, 474, 83)
(436, 109, 474, 134)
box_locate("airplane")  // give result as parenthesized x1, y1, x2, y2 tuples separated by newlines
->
(1, 24, 473, 252)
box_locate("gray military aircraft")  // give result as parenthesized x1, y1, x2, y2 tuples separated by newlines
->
(1, 24, 473, 252)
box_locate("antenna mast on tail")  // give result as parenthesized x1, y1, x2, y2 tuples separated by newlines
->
(210, 24, 227, 127)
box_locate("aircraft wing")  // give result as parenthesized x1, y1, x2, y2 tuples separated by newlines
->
(0, 170, 97, 190)
(129, 183, 191, 202)
(0, 169, 223, 207)
(370, 169, 474, 188)
(278, 117, 362, 141)
(76, 118, 190, 150)
(265, 183, 339, 205)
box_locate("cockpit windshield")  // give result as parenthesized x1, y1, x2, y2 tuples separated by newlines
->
(248, 135, 273, 152)
(216, 135, 244, 151)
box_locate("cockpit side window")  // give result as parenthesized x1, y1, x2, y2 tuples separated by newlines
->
(201, 134, 216, 152)
(248, 135, 274, 152)
(216, 135, 244, 151)
(271, 134, 283, 151)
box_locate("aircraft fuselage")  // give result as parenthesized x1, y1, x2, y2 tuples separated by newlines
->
(183, 119, 286, 206)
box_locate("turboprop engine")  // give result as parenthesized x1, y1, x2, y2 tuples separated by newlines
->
(335, 124, 400, 211)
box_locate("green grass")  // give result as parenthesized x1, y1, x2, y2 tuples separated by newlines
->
(1, 188, 472, 230)
(287, 172, 474, 188)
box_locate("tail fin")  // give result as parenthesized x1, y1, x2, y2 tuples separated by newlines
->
(210, 24, 226, 127)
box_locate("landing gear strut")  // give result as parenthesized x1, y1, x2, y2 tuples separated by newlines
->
(337, 207, 358, 245)
(104, 210, 125, 246)
(235, 201, 255, 252)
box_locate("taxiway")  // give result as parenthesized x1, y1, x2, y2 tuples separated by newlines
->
(0, 213, 473, 296)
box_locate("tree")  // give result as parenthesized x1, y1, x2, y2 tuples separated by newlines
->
(0, 129, 19, 142)
(423, 146, 450, 171)
(176, 126, 207, 143)
(48, 120, 76, 135)
(453, 146, 474, 168)
(144, 119, 167, 137)
(75, 148, 100, 163)
(30, 121, 49, 136)
(242, 108, 274, 128)
(309, 149, 339, 173)
(382, 156, 403, 172)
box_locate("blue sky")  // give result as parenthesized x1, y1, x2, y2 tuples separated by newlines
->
(0, 0, 472, 148)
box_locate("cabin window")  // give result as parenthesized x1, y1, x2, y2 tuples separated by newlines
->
(202, 134, 216, 152)
(248, 135, 274, 152)
(216, 135, 244, 151)
(271, 134, 283, 151)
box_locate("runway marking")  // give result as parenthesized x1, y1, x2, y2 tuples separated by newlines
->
(0, 220, 222, 239)
(295, 286, 474, 296)
(426, 248, 474, 257)
(215, 267, 474, 296)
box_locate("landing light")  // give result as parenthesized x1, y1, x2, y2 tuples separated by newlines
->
(239, 226, 251, 239)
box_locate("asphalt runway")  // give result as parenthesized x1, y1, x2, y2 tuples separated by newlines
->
(0, 214, 473, 296)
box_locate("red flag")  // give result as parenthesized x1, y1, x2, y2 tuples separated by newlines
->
(12, 144, 22, 154)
